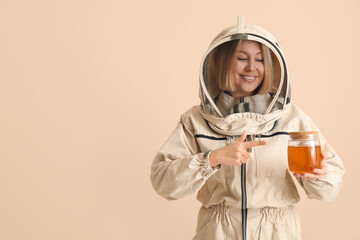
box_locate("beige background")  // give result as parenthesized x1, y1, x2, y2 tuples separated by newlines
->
(0, 0, 359, 239)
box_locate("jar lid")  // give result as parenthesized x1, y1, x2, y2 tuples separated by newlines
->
(289, 131, 319, 140)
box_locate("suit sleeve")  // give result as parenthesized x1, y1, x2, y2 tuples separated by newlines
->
(296, 118, 345, 201)
(150, 120, 219, 200)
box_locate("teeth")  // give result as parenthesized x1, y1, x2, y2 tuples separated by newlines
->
(242, 76, 255, 80)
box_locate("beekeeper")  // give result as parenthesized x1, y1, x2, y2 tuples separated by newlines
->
(150, 17, 344, 239)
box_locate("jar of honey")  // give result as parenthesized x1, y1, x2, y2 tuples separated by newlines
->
(288, 131, 321, 174)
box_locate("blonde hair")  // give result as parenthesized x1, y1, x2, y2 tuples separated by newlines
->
(206, 39, 274, 97)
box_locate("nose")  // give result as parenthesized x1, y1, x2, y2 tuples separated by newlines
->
(245, 60, 256, 72)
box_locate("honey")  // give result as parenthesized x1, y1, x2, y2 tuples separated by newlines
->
(288, 131, 321, 174)
(288, 145, 321, 174)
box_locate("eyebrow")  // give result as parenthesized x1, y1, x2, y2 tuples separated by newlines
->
(238, 50, 263, 55)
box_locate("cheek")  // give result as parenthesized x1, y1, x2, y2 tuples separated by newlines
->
(257, 65, 265, 77)
(232, 62, 245, 73)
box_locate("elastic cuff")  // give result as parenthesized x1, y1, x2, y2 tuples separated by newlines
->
(200, 151, 220, 177)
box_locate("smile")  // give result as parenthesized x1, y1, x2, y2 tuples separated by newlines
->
(240, 75, 257, 82)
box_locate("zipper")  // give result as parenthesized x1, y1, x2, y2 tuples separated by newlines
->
(195, 134, 227, 140)
(255, 131, 289, 139)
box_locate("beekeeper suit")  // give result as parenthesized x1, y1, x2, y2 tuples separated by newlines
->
(150, 19, 344, 239)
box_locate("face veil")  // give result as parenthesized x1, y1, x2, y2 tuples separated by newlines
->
(199, 24, 290, 118)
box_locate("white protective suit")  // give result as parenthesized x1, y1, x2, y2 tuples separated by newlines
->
(150, 19, 345, 239)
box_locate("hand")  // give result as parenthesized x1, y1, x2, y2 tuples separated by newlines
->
(209, 131, 266, 167)
(294, 152, 328, 180)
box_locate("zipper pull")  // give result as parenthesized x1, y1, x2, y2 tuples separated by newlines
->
(226, 136, 233, 145)
(246, 135, 252, 153)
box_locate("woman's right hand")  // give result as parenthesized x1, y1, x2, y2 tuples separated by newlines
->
(209, 131, 266, 167)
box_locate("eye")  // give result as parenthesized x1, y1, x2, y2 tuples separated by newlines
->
(237, 58, 247, 61)
(256, 59, 264, 62)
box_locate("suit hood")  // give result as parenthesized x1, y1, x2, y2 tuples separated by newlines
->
(198, 17, 291, 135)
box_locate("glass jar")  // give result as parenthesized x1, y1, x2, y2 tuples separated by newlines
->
(288, 131, 321, 174)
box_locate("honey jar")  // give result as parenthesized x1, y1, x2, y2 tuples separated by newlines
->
(288, 131, 321, 174)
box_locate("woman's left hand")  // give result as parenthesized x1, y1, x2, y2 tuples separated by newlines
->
(294, 152, 328, 180)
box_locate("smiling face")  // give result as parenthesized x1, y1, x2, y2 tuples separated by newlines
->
(230, 40, 265, 98)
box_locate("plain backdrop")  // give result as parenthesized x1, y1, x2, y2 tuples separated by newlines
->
(1, 0, 359, 239)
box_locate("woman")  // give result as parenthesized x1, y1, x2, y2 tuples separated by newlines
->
(150, 18, 344, 239)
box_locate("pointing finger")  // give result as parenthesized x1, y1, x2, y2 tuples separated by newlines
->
(243, 140, 266, 149)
